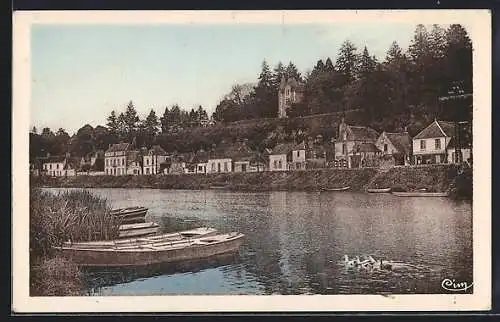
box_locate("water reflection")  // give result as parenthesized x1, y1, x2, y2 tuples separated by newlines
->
(44, 188, 472, 295)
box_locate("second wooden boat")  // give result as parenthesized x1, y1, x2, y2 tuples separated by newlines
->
(392, 191, 449, 197)
(111, 206, 148, 224)
(366, 187, 391, 193)
(118, 222, 160, 239)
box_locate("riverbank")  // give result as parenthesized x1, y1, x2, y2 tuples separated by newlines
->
(31, 164, 470, 198)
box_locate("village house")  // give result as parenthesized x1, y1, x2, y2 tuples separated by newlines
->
(191, 149, 209, 174)
(41, 153, 80, 177)
(334, 118, 380, 168)
(126, 150, 143, 175)
(305, 135, 328, 169)
(162, 153, 189, 175)
(269, 143, 295, 171)
(105, 143, 130, 176)
(79, 150, 105, 174)
(289, 141, 307, 171)
(230, 139, 266, 173)
(205, 142, 232, 174)
(412, 119, 462, 165)
(143, 145, 168, 175)
(375, 131, 412, 167)
(446, 135, 472, 165)
(278, 77, 305, 118)
(42, 155, 66, 177)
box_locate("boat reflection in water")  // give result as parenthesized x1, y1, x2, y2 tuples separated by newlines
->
(83, 251, 242, 293)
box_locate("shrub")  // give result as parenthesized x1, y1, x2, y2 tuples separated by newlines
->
(30, 256, 83, 296)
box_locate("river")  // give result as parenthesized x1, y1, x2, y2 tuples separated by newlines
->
(44, 188, 473, 295)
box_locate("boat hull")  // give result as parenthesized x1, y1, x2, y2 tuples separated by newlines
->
(111, 207, 148, 224)
(55, 233, 245, 267)
(118, 222, 160, 238)
(392, 192, 449, 197)
(321, 186, 350, 192)
(367, 188, 391, 193)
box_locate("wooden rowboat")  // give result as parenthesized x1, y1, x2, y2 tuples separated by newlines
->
(55, 231, 245, 267)
(391, 191, 450, 197)
(366, 187, 391, 193)
(63, 227, 219, 250)
(111, 206, 148, 224)
(118, 222, 160, 239)
(321, 186, 351, 192)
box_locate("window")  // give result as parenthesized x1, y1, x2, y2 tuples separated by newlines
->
(420, 140, 426, 150)
(342, 143, 346, 155)
(146, 159, 149, 166)
(296, 151, 300, 158)
(106, 159, 109, 166)
(49, 164, 52, 170)
(435, 139, 441, 150)
(146, 168, 150, 175)
(57, 164, 59, 169)
(122, 158, 125, 166)
(224, 162, 228, 172)
(211, 163, 215, 171)
(274, 160, 277, 169)
(217, 163, 221, 172)
(384, 144, 388, 152)
(278, 160, 282, 168)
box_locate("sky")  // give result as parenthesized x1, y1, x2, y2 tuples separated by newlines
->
(31, 22, 428, 135)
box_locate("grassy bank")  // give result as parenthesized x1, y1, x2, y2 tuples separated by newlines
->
(31, 164, 471, 199)
(31, 168, 379, 192)
(30, 188, 119, 296)
(367, 164, 461, 193)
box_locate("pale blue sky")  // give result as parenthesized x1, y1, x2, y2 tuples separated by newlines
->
(31, 23, 431, 134)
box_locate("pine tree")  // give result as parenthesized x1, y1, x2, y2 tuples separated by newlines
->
(123, 101, 140, 142)
(272, 62, 286, 90)
(384, 41, 404, 65)
(160, 106, 170, 134)
(106, 110, 119, 137)
(335, 40, 359, 85)
(358, 46, 377, 78)
(285, 62, 301, 81)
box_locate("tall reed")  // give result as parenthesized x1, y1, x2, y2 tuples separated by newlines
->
(30, 188, 120, 260)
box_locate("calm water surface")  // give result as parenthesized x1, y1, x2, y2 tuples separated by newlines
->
(45, 188, 472, 295)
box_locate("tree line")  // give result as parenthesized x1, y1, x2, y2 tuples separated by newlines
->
(30, 24, 472, 162)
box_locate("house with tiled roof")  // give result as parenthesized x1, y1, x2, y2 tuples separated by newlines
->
(290, 141, 307, 171)
(42, 155, 67, 177)
(105, 143, 130, 175)
(278, 77, 305, 118)
(203, 141, 232, 174)
(229, 139, 266, 173)
(412, 119, 462, 165)
(104, 142, 142, 175)
(375, 130, 412, 166)
(334, 118, 380, 168)
(143, 145, 168, 175)
(269, 142, 295, 171)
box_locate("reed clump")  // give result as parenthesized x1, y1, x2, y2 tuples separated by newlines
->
(30, 188, 120, 296)
(30, 256, 83, 296)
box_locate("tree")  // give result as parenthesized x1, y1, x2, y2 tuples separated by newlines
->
(357, 46, 377, 78)
(253, 60, 277, 118)
(143, 109, 159, 146)
(335, 40, 359, 85)
(117, 112, 127, 140)
(444, 24, 472, 93)
(285, 62, 301, 81)
(160, 106, 170, 134)
(408, 24, 431, 65)
(123, 101, 140, 142)
(384, 41, 404, 65)
(106, 110, 119, 137)
(196, 105, 209, 124)
(272, 62, 286, 90)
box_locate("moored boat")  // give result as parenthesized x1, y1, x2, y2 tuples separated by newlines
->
(62, 227, 219, 250)
(321, 186, 350, 192)
(55, 230, 245, 267)
(366, 187, 391, 193)
(391, 191, 449, 197)
(118, 222, 160, 239)
(111, 206, 148, 224)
